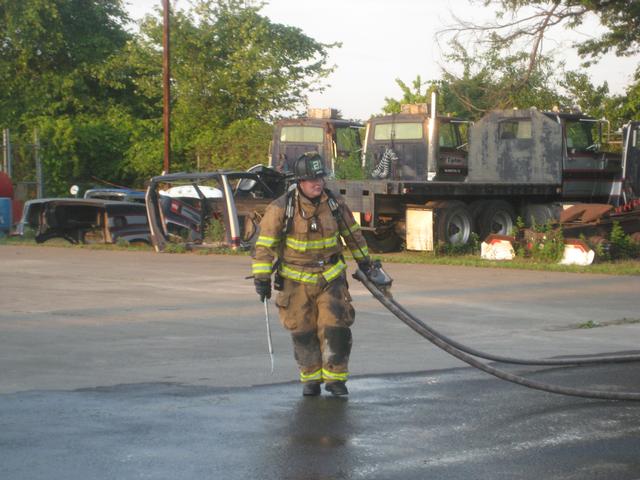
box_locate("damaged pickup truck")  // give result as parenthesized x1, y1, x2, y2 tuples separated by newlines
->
(16, 198, 151, 245)
(145, 166, 287, 251)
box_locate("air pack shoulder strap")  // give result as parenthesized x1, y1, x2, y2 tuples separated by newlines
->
(323, 187, 342, 222)
(272, 184, 297, 274)
(324, 188, 368, 262)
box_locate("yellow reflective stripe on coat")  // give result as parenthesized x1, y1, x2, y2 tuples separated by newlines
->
(339, 222, 360, 237)
(252, 262, 272, 275)
(321, 260, 347, 282)
(351, 245, 369, 260)
(280, 260, 347, 285)
(256, 235, 279, 248)
(286, 234, 338, 252)
(322, 368, 349, 382)
(300, 369, 322, 382)
(280, 265, 319, 284)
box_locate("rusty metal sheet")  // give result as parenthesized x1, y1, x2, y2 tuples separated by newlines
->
(559, 204, 613, 224)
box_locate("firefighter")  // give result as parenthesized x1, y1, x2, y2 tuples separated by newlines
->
(252, 152, 373, 396)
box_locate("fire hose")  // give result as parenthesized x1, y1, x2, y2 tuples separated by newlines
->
(354, 269, 640, 401)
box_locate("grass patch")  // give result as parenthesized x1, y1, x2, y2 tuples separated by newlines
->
(578, 320, 601, 329)
(359, 250, 640, 276)
(0, 235, 153, 252)
(560, 317, 640, 330)
(3, 235, 638, 274)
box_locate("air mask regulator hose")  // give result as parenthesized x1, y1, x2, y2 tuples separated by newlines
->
(354, 269, 640, 401)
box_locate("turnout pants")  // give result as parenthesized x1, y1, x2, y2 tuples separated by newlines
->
(275, 275, 355, 384)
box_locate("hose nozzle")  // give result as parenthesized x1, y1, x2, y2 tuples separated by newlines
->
(356, 260, 393, 298)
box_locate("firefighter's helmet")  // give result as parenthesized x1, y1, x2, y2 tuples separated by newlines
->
(294, 152, 326, 180)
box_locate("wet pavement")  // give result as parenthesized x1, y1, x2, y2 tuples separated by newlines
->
(1, 246, 640, 479)
(2, 365, 640, 480)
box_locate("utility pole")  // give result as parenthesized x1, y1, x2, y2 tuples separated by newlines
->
(34, 128, 44, 198)
(2, 129, 12, 177)
(162, 0, 171, 174)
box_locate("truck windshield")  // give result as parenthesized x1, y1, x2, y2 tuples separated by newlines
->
(280, 126, 324, 143)
(439, 123, 463, 148)
(374, 122, 423, 140)
(566, 120, 597, 151)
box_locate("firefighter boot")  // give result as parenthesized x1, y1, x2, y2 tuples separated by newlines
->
(302, 381, 322, 396)
(325, 381, 348, 396)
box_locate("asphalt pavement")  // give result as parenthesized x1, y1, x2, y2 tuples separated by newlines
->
(1, 245, 640, 479)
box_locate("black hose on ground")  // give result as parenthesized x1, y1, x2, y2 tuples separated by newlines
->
(355, 270, 640, 401)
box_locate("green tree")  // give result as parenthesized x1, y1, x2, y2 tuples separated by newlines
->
(385, 44, 564, 120)
(382, 76, 432, 114)
(122, 0, 338, 175)
(0, 0, 132, 124)
(607, 66, 640, 124)
(444, 1, 640, 69)
(1, 0, 336, 194)
(436, 1, 640, 125)
(0, 0, 145, 194)
(198, 118, 273, 171)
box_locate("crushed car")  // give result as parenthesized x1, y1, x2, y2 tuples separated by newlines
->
(145, 165, 288, 251)
(16, 198, 151, 245)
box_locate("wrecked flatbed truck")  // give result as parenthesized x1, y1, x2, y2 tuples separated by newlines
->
(326, 99, 640, 252)
(145, 167, 287, 252)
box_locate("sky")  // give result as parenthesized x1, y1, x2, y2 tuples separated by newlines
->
(124, 0, 640, 120)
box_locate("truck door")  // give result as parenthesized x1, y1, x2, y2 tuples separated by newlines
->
(563, 119, 608, 201)
(436, 121, 468, 179)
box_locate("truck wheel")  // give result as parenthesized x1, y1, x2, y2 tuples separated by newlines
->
(477, 200, 515, 240)
(362, 229, 402, 253)
(521, 203, 560, 228)
(469, 200, 488, 225)
(435, 201, 473, 246)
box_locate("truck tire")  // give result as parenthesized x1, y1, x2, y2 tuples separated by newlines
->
(434, 201, 473, 246)
(469, 200, 489, 226)
(362, 228, 403, 253)
(521, 203, 560, 228)
(477, 200, 515, 240)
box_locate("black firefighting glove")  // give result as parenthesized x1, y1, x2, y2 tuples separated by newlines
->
(355, 258, 392, 291)
(356, 258, 372, 276)
(254, 278, 272, 302)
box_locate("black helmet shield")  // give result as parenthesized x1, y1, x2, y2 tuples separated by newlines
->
(294, 152, 327, 180)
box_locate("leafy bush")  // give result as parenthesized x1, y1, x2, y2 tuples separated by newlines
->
(518, 221, 565, 263)
(609, 222, 640, 260)
(205, 219, 226, 243)
(436, 232, 481, 256)
(334, 153, 364, 180)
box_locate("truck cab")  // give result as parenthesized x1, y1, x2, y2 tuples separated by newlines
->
(269, 108, 362, 177)
(543, 112, 624, 204)
(362, 103, 469, 181)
